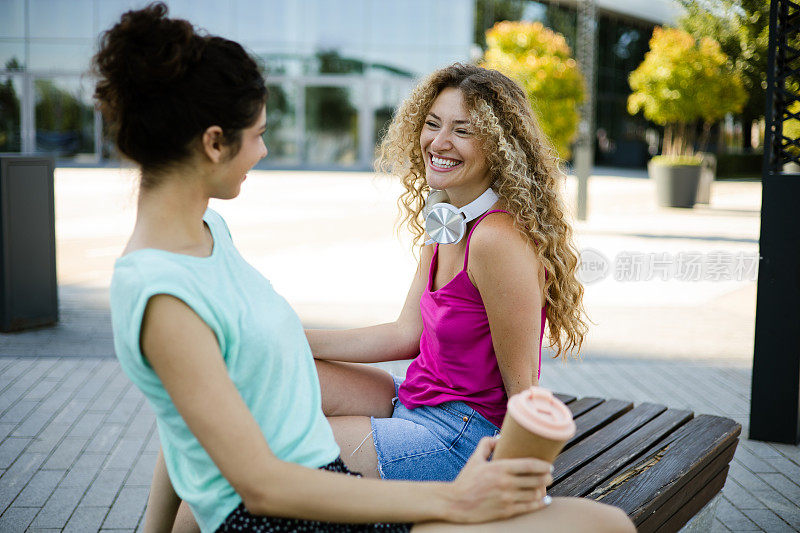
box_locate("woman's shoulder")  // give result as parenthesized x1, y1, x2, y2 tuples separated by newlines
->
(468, 212, 542, 271)
(470, 211, 526, 252)
(112, 251, 192, 298)
(476, 209, 515, 229)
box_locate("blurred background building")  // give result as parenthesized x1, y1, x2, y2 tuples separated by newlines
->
(0, 0, 680, 169)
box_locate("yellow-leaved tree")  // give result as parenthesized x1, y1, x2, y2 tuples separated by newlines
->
(627, 27, 746, 161)
(481, 21, 585, 159)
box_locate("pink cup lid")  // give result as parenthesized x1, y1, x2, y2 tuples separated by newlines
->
(507, 387, 576, 441)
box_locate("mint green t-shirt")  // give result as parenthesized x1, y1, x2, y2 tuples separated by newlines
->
(110, 209, 340, 533)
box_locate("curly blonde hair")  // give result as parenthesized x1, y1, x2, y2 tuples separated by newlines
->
(376, 63, 587, 359)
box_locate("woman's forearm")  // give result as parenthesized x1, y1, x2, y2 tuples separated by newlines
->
(244, 439, 549, 525)
(305, 322, 420, 363)
(244, 459, 448, 523)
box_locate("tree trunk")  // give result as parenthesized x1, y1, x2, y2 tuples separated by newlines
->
(678, 123, 687, 157)
(664, 124, 673, 156)
(687, 122, 698, 156)
(699, 121, 712, 154)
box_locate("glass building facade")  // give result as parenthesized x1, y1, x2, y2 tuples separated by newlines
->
(0, 0, 473, 168)
(0, 0, 675, 168)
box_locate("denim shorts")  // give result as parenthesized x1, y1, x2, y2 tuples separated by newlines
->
(370, 376, 500, 482)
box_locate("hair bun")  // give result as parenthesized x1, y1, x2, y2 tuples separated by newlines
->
(92, 2, 266, 174)
(94, 2, 205, 113)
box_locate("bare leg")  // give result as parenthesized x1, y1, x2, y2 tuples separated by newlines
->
(142, 448, 201, 533)
(412, 497, 636, 533)
(315, 359, 396, 417)
(315, 360, 396, 478)
(172, 502, 199, 533)
(143, 448, 182, 533)
(328, 415, 380, 478)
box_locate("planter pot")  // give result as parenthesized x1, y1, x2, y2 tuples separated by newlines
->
(782, 161, 800, 173)
(648, 161, 702, 208)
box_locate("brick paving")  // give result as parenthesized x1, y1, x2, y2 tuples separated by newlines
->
(0, 167, 797, 531)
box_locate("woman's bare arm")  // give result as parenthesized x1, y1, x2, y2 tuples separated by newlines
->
(468, 216, 545, 397)
(141, 293, 550, 524)
(305, 246, 433, 363)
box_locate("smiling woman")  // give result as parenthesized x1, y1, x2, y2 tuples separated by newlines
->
(305, 63, 591, 483)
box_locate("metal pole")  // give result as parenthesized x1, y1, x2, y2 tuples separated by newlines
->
(750, 0, 800, 444)
(574, 0, 596, 221)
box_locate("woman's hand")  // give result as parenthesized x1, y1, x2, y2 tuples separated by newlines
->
(445, 437, 552, 523)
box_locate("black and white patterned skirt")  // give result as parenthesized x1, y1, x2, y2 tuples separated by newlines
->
(216, 457, 413, 533)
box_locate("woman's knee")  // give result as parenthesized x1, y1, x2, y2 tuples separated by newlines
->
(411, 497, 635, 533)
(521, 497, 634, 533)
(557, 498, 636, 533)
(593, 503, 636, 533)
(315, 359, 396, 417)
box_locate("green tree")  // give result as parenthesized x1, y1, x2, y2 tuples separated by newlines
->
(481, 21, 585, 159)
(541, 4, 577, 53)
(264, 83, 293, 159)
(34, 79, 94, 154)
(306, 51, 357, 134)
(35, 79, 83, 131)
(676, 0, 769, 151)
(627, 27, 746, 159)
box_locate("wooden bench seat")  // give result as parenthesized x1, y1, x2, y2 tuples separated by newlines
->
(550, 393, 741, 532)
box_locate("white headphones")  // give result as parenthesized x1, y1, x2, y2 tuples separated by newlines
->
(423, 187, 500, 245)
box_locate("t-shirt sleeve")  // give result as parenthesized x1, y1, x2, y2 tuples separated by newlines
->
(110, 257, 226, 386)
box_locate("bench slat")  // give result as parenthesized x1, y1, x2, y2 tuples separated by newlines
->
(554, 392, 577, 404)
(550, 408, 693, 497)
(653, 467, 729, 532)
(637, 443, 736, 532)
(587, 415, 741, 523)
(561, 399, 633, 452)
(565, 396, 604, 418)
(553, 403, 666, 483)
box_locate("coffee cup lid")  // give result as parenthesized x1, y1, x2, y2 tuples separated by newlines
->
(507, 387, 577, 441)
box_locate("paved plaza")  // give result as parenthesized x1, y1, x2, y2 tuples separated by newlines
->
(0, 167, 797, 532)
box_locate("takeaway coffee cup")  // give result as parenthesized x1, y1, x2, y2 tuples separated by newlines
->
(492, 386, 576, 462)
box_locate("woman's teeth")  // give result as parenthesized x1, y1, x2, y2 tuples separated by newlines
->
(431, 155, 461, 168)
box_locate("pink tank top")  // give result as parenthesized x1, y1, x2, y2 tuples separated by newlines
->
(398, 210, 547, 428)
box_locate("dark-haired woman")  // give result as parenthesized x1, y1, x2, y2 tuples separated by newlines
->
(99, 3, 635, 533)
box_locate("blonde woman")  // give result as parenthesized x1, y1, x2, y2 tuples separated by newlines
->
(306, 63, 589, 483)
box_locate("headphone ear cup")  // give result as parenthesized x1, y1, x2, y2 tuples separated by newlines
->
(423, 190, 450, 217)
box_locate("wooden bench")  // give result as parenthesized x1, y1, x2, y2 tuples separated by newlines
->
(550, 393, 741, 532)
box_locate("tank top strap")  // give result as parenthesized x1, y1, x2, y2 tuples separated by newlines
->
(429, 243, 440, 282)
(463, 209, 510, 270)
